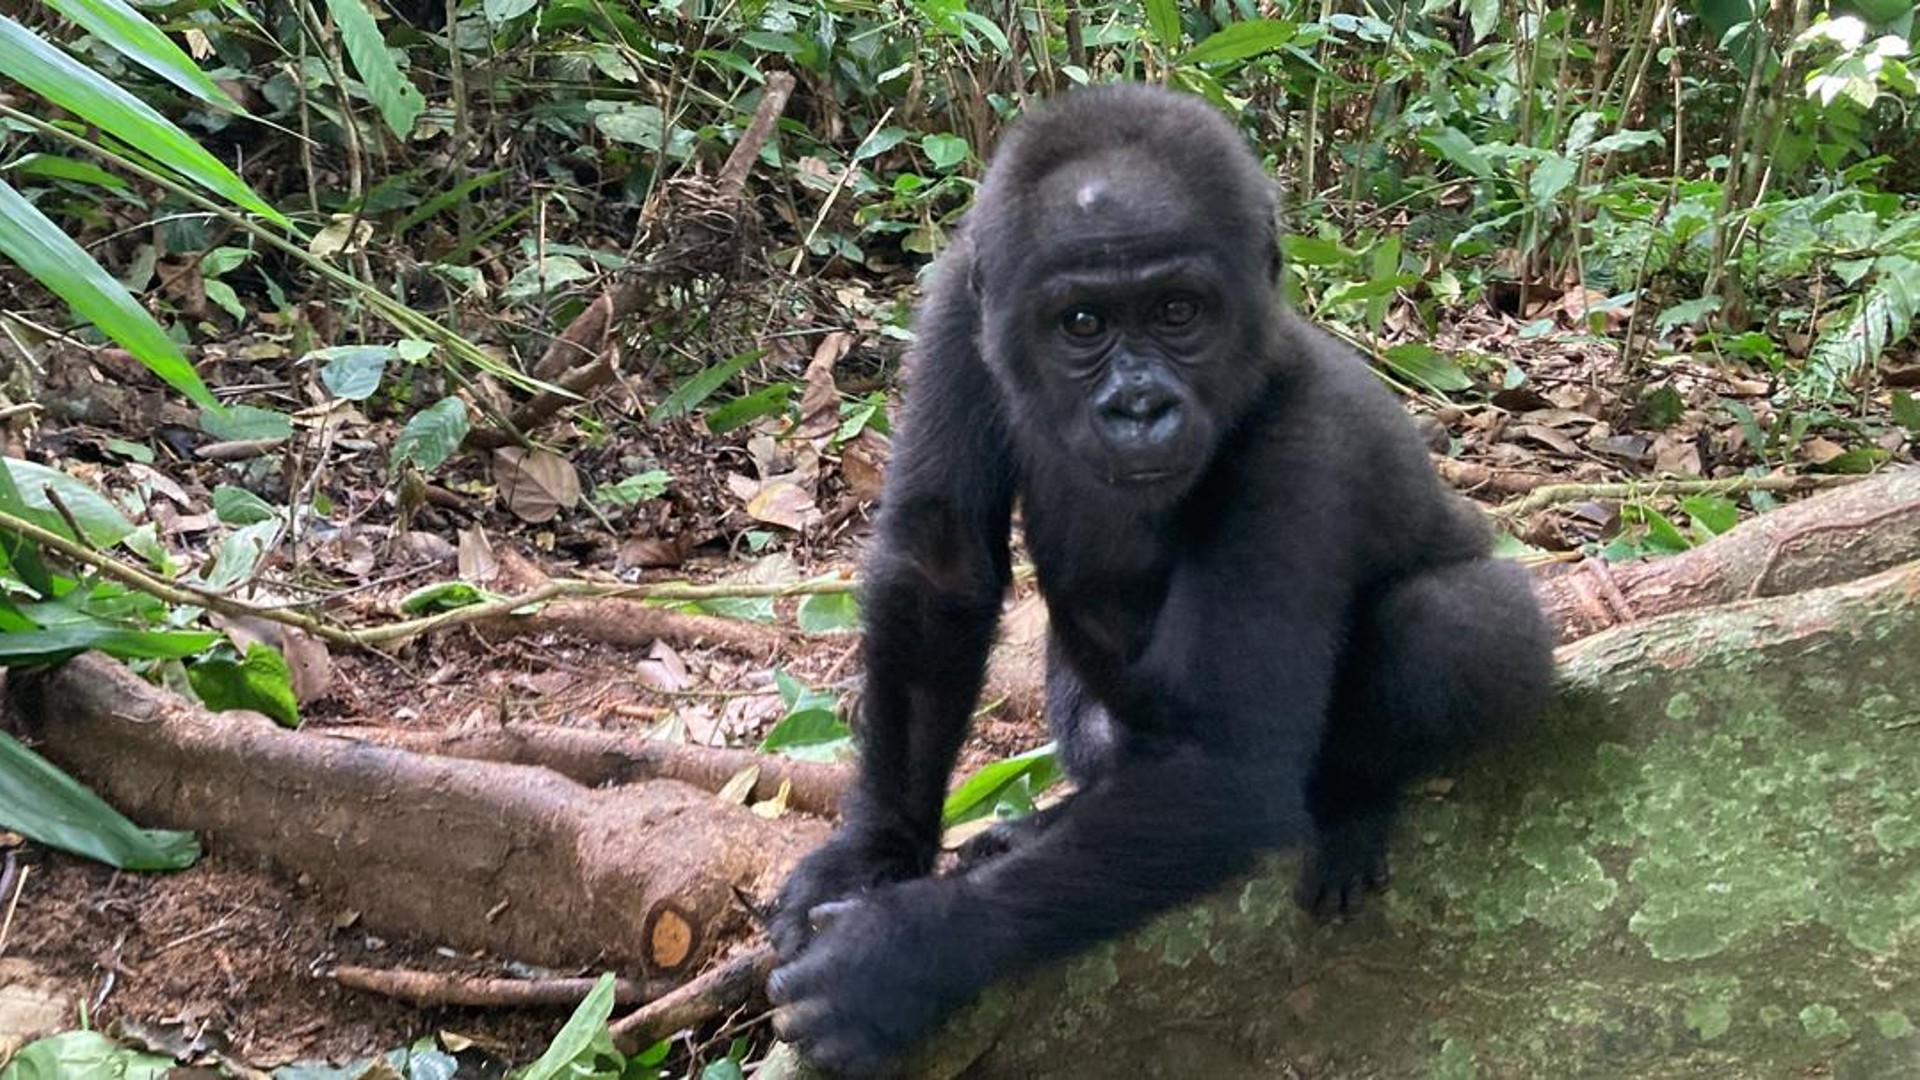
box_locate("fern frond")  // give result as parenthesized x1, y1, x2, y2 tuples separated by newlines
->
(1799, 253, 1920, 399)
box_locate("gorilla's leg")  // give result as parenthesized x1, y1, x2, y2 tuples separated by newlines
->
(1299, 557, 1553, 916)
(956, 639, 1116, 867)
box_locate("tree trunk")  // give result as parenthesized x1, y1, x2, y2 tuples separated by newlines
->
(770, 559, 1920, 1078)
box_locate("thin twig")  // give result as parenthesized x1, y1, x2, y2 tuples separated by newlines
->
(1492, 472, 1860, 518)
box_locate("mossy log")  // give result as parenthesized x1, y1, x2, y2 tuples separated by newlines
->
(772, 559, 1920, 1079)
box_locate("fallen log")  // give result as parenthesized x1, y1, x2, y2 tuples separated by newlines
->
(7, 655, 826, 977)
(355, 724, 850, 818)
(765, 559, 1920, 1078)
(1536, 465, 1920, 640)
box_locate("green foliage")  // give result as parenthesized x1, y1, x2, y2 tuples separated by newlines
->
(187, 641, 301, 728)
(758, 669, 853, 762)
(0, 729, 200, 870)
(943, 744, 1061, 828)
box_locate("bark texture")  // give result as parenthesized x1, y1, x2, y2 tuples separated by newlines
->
(769, 560, 1920, 1078)
(9, 656, 825, 977)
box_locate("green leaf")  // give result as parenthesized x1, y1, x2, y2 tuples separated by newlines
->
(0, 182, 217, 408)
(1892, 388, 1920, 434)
(0, 460, 54, 596)
(1640, 507, 1693, 554)
(796, 591, 858, 633)
(1178, 19, 1297, 64)
(1143, 0, 1182, 50)
(0, 621, 218, 663)
(706, 382, 794, 433)
(391, 396, 471, 472)
(212, 484, 279, 525)
(0, 17, 286, 225)
(0, 729, 200, 870)
(4, 1031, 174, 1079)
(199, 403, 293, 442)
(1812, 446, 1889, 474)
(1680, 494, 1739, 535)
(1529, 153, 1579, 208)
(517, 974, 619, 1080)
(2, 457, 136, 546)
(1379, 343, 1473, 392)
(1421, 126, 1493, 178)
(943, 744, 1061, 827)
(319, 0, 425, 139)
(593, 470, 672, 508)
(1465, 0, 1499, 42)
(42, 0, 238, 107)
(188, 642, 300, 727)
(315, 344, 395, 400)
(921, 132, 969, 170)
(398, 580, 497, 615)
(653, 349, 764, 423)
(853, 126, 911, 163)
(758, 707, 852, 761)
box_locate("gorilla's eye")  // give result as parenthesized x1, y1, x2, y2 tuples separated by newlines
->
(1059, 307, 1105, 336)
(1158, 297, 1201, 328)
(1060, 309, 1105, 339)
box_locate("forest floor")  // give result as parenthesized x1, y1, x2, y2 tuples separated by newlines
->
(3, 266, 1915, 1074)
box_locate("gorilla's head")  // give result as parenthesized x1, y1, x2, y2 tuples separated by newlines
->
(962, 85, 1285, 499)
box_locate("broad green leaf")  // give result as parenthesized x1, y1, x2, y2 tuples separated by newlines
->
(1283, 235, 1356, 267)
(0, 182, 216, 408)
(706, 382, 795, 434)
(0, 459, 53, 596)
(796, 590, 858, 633)
(921, 132, 969, 170)
(2, 457, 136, 546)
(42, 0, 237, 108)
(212, 483, 279, 525)
(853, 125, 911, 163)
(1178, 19, 1297, 64)
(320, 0, 425, 139)
(5, 1031, 173, 1079)
(3, 152, 132, 190)
(1892, 388, 1920, 434)
(202, 519, 279, 591)
(1529, 153, 1579, 208)
(314, 344, 395, 400)
(653, 349, 764, 423)
(1143, 0, 1182, 50)
(188, 642, 300, 727)
(758, 707, 852, 761)
(943, 744, 1060, 827)
(517, 974, 618, 1080)
(1813, 446, 1889, 474)
(398, 580, 498, 614)
(1379, 343, 1473, 392)
(0, 621, 218, 662)
(1420, 126, 1493, 178)
(1464, 0, 1499, 42)
(1680, 495, 1740, 536)
(484, 0, 538, 23)
(0, 17, 285, 225)
(199, 403, 293, 441)
(0, 729, 201, 870)
(391, 396, 471, 472)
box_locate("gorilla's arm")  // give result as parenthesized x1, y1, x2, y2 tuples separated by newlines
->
(767, 248, 1017, 955)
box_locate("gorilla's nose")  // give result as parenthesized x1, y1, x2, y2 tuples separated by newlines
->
(1098, 384, 1181, 448)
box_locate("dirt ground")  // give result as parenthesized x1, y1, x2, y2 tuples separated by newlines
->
(0, 571, 1042, 1071)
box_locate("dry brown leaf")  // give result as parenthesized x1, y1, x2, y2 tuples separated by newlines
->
(745, 480, 823, 531)
(494, 447, 581, 523)
(1802, 436, 1848, 465)
(457, 525, 500, 583)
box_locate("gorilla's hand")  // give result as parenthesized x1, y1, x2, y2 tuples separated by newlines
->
(769, 879, 979, 1078)
(1295, 811, 1394, 918)
(768, 827, 928, 959)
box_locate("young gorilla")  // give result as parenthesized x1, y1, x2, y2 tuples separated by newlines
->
(768, 84, 1555, 1075)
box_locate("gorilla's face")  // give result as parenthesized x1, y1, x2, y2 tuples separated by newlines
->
(1034, 259, 1230, 489)
(976, 155, 1279, 499)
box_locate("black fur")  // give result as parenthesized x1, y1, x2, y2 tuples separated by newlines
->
(767, 84, 1554, 1076)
